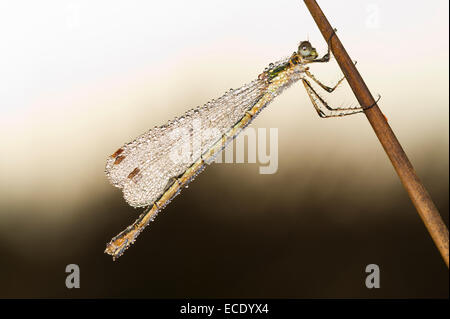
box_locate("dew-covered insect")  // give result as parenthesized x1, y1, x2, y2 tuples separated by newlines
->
(105, 35, 364, 259)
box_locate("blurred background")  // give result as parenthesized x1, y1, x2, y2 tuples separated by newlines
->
(0, 0, 448, 298)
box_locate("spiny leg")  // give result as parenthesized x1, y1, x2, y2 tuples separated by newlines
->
(310, 28, 337, 63)
(306, 56, 357, 93)
(301, 78, 364, 118)
(305, 69, 345, 93)
(305, 27, 350, 93)
(302, 79, 327, 117)
(301, 81, 350, 118)
(302, 78, 361, 112)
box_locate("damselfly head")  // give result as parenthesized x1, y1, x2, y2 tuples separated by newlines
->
(298, 41, 318, 60)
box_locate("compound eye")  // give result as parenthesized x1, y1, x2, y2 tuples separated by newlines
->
(300, 48, 310, 56)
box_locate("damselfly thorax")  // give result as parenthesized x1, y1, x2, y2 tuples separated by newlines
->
(105, 37, 364, 259)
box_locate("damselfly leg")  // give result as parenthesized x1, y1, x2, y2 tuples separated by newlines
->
(302, 78, 364, 118)
(296, 29, 363, 118)
(305, 69, 345, 93)
(306, 27, 336, 63)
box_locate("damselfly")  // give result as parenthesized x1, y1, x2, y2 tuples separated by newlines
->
(105, 36, 365, 259)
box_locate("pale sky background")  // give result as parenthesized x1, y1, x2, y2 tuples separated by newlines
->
(0, 0, 448, 218)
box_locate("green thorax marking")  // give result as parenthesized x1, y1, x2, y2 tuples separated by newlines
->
(267, 63, 289, 81)
(267, 54, 300, 82)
